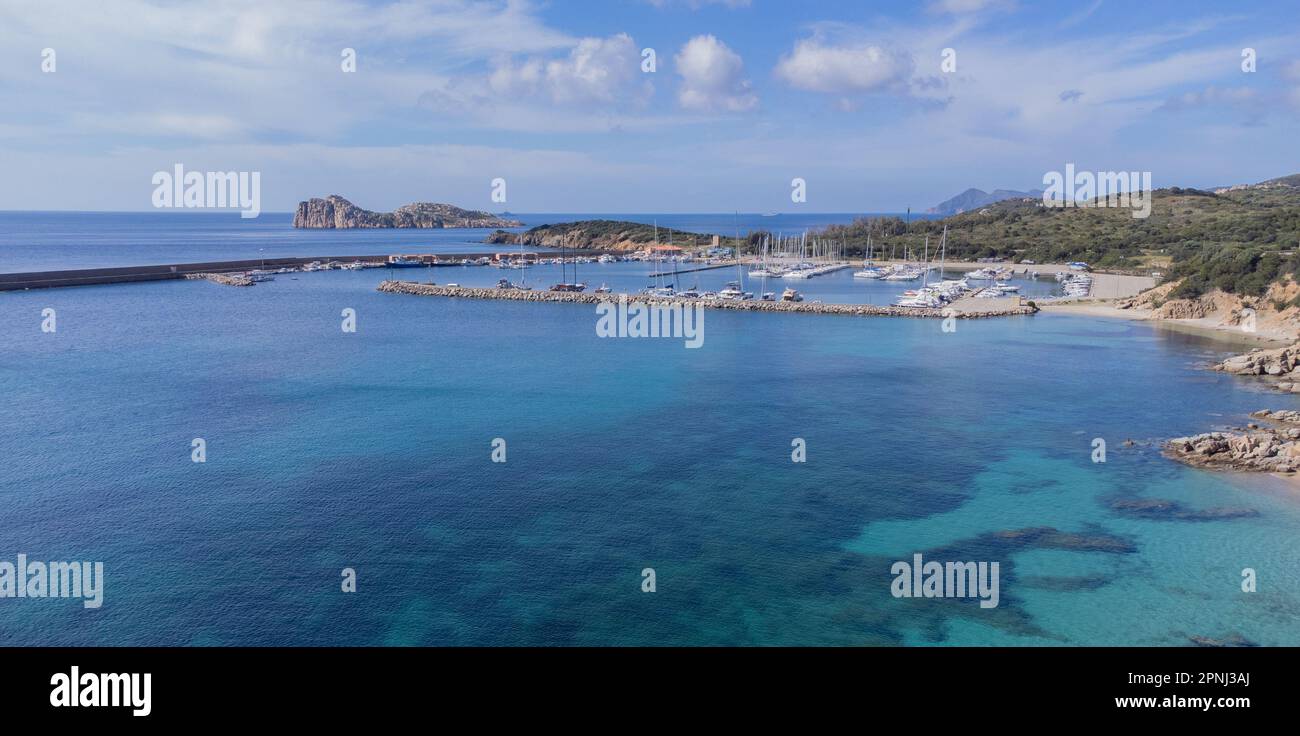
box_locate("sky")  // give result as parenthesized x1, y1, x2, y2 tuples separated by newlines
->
(1, 0, 1299, 213)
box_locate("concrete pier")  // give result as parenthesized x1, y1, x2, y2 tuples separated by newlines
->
(0, 250, 614, 291)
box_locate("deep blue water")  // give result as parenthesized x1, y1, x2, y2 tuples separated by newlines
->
(0, 211, 932, 273)
(2, 216, 1299, 646)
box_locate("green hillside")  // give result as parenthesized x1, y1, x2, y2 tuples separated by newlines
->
(807, 182, 1300, 300)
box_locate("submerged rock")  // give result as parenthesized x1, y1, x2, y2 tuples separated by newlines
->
(1189, 633, 1259, 648)
(1109, 498, 1259, 521)
(988, 527, 1137, 553)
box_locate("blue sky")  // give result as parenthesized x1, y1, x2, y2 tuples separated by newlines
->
(1, 0, 1298, 213)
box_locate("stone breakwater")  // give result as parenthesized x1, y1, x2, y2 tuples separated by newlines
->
(376, 280, 1038, 319)
(1165, 409, 1300, 474)
(186, 272, 252, 287)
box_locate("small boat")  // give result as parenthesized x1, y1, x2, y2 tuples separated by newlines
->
(761, 292, 776, 301)
(247, 270, 275, 283)
(718, 280, 752, 300)
(781, 288, 803, 302)
(594, 283, 611, 294)
(387, 255, 426, 268)
(853, 268, 884, 279)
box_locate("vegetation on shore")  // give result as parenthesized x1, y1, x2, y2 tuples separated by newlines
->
(812, 183, 1300, 299)
(486, 219, 747, 251)
(486, 175, 1300, 303)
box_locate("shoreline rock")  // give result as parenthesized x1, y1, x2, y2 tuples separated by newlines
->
(294, 195, 522, 229)
(1164, 410, 1300, 474)
(1211, 343, 1300, 392)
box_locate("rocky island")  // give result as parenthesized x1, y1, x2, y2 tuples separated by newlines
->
(294, 195, 521, 229)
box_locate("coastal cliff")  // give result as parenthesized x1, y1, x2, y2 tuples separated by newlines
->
(485, 220, 724, 251)
(294, 195, 521, 229)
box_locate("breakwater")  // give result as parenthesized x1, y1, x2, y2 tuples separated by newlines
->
(0, 249, 619, 291)
(0, 255, 377, 291)
(186, 272, 253, 287)
(377, 280, 1037, 319)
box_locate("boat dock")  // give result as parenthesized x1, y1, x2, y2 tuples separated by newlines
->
(377, 280, 1038, 319)
(646, 261, 738, 278)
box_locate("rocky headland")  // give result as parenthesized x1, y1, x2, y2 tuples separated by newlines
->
(485, 220, 725, 251)
(294, 195, 521, 229)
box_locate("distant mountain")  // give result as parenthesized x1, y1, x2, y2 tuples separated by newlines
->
(293, 195, 522, 229)
(928, 187, 1044, 215)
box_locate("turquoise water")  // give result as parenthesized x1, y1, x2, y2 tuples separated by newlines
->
(2, 268, 1299, 645)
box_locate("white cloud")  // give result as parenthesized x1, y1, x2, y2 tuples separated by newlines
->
(926, 0, 1014, 14)
(674, 35, 758, 112)
(487, 33, 651, 105)
(774, 38, 914, 94)
(1159, 86, 1258, 112)
(645, 0, 751, 8)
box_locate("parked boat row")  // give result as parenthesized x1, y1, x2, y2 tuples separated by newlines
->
(1057, 272, 1093, 297)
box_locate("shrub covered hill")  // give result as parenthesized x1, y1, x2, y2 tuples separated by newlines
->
(814, 176, 1300, 301)
(485, 219, 745, 251)
(487, 175, 1300, 304)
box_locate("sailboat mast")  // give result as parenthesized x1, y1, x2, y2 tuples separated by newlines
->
(939, 224, 947, 282)
(734, 211, 743, 289)
(653, 220, 661, 289)
(671, 229, 678, 290)
(923, 233, 930, 285)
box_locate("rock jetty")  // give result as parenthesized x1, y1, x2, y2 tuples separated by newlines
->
(186, 272, 252, 287)
(1165, 409, 1300, 473)
(376, 280, 1038, 319)
(294, 195, 522, 229)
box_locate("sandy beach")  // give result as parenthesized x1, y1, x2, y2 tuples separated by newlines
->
(1040, 300, 1296, 347)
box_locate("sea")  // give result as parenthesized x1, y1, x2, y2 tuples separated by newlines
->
(1, 212, 1298, 646)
